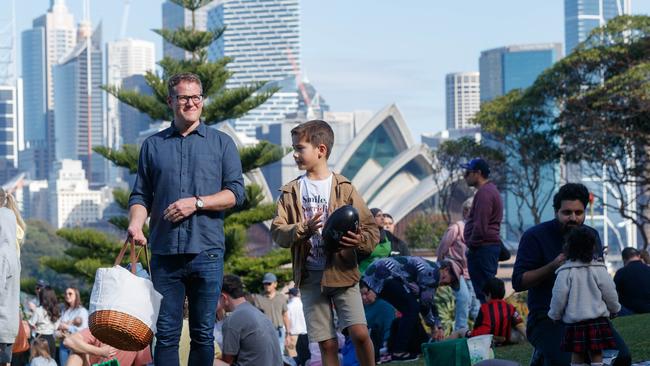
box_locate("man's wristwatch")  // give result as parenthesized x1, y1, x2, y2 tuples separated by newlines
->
(195, 196, 204, 210)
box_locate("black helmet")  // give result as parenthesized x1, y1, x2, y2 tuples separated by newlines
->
(322, 205, 359, 253)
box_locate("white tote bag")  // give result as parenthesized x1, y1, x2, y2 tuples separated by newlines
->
(89, 242, 163, 333)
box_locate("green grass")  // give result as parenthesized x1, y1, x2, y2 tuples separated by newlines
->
(407, 313, 650, 365)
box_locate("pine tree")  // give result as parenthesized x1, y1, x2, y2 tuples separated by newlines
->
(43, 0, 292, 291)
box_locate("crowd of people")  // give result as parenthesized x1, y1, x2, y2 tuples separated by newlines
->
(1, 72, 650, 366)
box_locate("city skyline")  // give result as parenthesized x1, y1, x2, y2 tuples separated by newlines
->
(8, 1, 650, 141)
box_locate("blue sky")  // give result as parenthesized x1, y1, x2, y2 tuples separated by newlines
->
(12, 0, 650, 140)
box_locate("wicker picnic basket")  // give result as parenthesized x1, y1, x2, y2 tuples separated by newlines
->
(89, 241, 155, 351)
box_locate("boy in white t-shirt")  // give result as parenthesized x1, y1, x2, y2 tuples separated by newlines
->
(271, 120, 379, 366)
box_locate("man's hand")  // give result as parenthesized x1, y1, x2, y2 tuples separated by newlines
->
(339, 230, 362, 248)
(552, 253, 566, 269)
(127, 225, 147, 247)
(99, 345, 117, 359)
(163, 197, 197, 223)
(306, 212, 324, 235)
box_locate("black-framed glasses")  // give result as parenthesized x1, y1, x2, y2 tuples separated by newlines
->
(175, 94, 204, 105)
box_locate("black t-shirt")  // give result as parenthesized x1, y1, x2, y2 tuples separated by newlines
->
(614, 260, 650, 314)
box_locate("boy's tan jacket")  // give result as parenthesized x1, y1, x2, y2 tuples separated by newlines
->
(271, 173, 379, 288)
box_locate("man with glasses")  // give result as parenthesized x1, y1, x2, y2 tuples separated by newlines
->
(128, 72, 245, 366)
(251, 272, 290, 355)
(461, 158, 503, 303)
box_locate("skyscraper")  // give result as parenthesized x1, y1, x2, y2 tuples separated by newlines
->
(0, 86, 19, 180)
(207, 0, 301, 137)
(445, 72, 480, 129)
(479, 43, 563, 103)
(105, 39, 155, 149)
(564, 0, 631, 54)
(478, 43, 562, 240)
(21, 0, 76, 179)
(53, 23, 106, 187)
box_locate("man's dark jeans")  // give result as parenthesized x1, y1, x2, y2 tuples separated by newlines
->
(527, 312, 631, 366)
(467, 244, 500, 303)
(151, 248, 223, 366)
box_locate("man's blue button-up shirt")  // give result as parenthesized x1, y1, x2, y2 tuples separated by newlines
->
(128, 122, 245, 255)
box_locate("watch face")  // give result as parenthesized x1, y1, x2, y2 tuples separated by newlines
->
(196, 198, 204, 208)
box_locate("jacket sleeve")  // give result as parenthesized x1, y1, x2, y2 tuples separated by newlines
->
(547, 269, 570, 321)
(271, 193, 310, 248)
(512, 230, 543, 292)
(436, 224, 458, 259)
(348, 185, 379, 256)
(597, 267, 621, 314)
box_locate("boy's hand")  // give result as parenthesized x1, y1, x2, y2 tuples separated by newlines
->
(340, 230, 362, 248)
(306, 212, 324, 235)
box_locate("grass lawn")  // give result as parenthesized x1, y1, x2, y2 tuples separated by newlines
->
(407, 313, 650, 365)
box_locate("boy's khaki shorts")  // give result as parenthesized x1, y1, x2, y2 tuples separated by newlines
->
(300, 270, 367, 343)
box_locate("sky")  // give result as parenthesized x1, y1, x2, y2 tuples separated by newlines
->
(9, 0, 650, 141)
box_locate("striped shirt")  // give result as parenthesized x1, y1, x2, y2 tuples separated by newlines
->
(471, 299, 523, 342)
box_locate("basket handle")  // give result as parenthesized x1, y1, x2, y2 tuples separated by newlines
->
(115, 239, 138, 275)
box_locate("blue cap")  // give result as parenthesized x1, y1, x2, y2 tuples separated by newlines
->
(262, 272, 277, 284)
(460, 158, 490, 177)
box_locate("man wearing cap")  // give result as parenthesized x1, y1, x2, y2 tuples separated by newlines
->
(614, 247, 650, 315)
(251, 272, 290, 353)
(285, 288, 309, 365)
(461, 158, 503, 303)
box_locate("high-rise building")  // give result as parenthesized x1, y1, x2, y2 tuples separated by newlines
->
(53, 23, 106, 187)
(0, 85, 20, 183)
(479, 43, 563, 103)
(207, 0, 301, 137)
(21, 0, 76, 179)
(478, 43, 562, 240)
(162, 1, 217, 60)
(445, 72, 480, 129)
(49, 159, 105, 228)
(105, 38, 155, 183)
(564, 0, 631, 55)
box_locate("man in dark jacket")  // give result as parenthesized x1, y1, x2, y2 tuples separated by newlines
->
(614, 247, 650, 315)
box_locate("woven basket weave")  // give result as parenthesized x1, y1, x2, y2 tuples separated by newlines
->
(89, 241, 153, 351)
(89, 309, 153, 351)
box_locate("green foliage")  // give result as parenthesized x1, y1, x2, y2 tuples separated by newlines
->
(239, 141, 286, 173)
(93, 144, 140, 174)
(473, 89, 560, 233)
(522, 15, 650, 247)
(19, 221, 78, 292)
(404, 214, 448, 249)
(225, 250, 292, 294)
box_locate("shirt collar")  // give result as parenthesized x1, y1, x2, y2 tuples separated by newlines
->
(164, 121, 207, 139)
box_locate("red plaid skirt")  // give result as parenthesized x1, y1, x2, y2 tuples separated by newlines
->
(561, 317, 617, 354)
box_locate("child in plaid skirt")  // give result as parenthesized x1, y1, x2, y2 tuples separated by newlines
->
(548, 227, 621, 366)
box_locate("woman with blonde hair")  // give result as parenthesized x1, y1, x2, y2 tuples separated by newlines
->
(0, 188, 25, 255)
(0, 187, 20, 366)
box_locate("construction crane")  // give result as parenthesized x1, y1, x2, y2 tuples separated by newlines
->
(285, 47, 311, 108)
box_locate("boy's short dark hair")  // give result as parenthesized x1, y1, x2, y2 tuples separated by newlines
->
(482, 277, 506, 300)
(621, 247, 641, 262)
(553, 183, 590, 212)
(383, 213, 394, 220)
(222, 274, 246, 299)
(168, 72, 203, 97)
(565, 226, 596, 263)
(290, 120, 334, 158)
